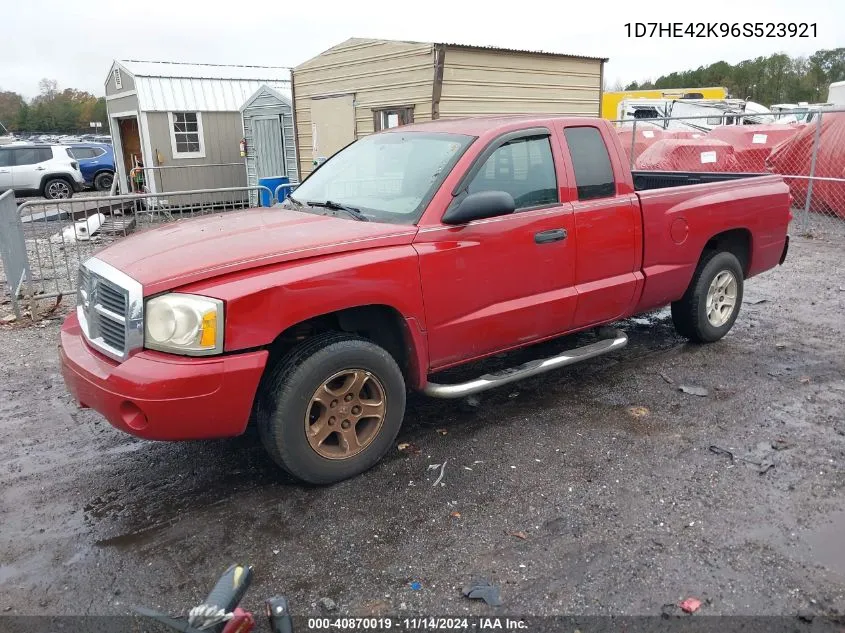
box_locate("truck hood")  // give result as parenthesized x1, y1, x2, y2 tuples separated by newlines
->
(94, 208, 418, 294)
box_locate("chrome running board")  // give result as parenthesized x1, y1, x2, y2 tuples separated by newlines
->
(423, 329, 628, 399)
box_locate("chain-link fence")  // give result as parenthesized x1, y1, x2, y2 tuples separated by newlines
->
(613, 108, 845, 235)
(0, 186, 273, 318)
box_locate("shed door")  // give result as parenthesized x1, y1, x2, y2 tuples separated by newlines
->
(310, 94, 355, 161)
(253, 116, 286, 179)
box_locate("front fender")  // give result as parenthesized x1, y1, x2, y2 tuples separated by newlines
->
(176, 245, 429, 380)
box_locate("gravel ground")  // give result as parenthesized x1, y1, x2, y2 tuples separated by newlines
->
(0, 231, 844, 623)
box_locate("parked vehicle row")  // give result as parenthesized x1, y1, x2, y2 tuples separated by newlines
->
(0, 142, 115, 199)
(59, 115, 791, 485)
(0, 145, 85, 199)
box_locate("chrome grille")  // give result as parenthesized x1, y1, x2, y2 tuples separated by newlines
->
(77, 258, 144, 362)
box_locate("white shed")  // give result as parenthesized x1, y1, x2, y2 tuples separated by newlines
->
(105, 60, 291, 195)
(240, 84, 298, 207)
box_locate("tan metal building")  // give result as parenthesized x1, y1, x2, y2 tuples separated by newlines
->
(292, 38, 607, 177)
(104, 60, 291, 194)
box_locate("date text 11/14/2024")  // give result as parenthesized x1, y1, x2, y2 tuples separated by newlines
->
(625, 22, 817, 37)
(307, 617, 528, 630)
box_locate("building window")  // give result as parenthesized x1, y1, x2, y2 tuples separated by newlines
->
(168, 112, 206, 159)
(373, 106, 414, 132)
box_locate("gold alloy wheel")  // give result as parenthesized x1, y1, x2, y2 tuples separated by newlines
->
(304, 369, 387, 460)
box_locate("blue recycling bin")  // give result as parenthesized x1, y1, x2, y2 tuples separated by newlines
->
(258, 176, 290, 207)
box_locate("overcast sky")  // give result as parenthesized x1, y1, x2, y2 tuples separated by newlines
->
(3, 0, 842, 99)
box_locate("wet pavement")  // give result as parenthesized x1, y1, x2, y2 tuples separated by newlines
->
(1, 233, 844, 620)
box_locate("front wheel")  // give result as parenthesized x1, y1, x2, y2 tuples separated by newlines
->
(671, 250, 744, 343)
(256, 332, 406, 484)
(43, 178, 73, 200)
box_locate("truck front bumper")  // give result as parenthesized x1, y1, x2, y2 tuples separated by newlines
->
(59, 313, 268, 440)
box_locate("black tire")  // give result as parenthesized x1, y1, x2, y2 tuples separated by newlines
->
(43, 178, 73, 200)
(256, 332, 406, 484)
(671, 250, 744, 343)
(94, 171, 114, 191)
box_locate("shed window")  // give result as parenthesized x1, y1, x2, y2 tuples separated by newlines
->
(168, 112, 206, 158)
(373, 106, 413, 132)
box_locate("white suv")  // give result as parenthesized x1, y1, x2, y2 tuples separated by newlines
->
(0, 145, 86, 200)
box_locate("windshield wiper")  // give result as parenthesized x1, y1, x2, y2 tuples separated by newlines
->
(306, 200, 369, 222)
(285, 194, 303, 207)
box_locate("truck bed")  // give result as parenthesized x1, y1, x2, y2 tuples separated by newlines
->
(631, 170, 768, 191)
(631, 173, 791, 314)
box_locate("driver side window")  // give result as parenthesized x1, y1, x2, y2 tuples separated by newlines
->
(466, 135, 558, 210)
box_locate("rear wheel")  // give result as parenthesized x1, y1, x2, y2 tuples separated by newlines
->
(43, 178, 73, 200)
(256, 332, 406, 484)
(94, 171, 114, 191)
(671, 250, 744, 343)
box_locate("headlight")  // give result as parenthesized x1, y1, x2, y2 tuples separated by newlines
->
(144, 293, 224, 355)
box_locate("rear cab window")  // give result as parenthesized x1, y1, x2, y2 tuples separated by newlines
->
(0, 149, 11, 167)
(562, 127, 617, 201)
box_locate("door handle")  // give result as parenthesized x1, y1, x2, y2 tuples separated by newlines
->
(534, 228, 567, 244)
(0, 169, 9, 173)
(35, 166, 46, 171)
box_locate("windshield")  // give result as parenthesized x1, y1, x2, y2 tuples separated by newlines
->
(290, 131, 474, 224)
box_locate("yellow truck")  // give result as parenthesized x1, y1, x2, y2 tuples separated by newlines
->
(602, 87, 729, 120)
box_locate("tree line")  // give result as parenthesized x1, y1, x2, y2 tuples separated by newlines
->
(621, 48, 845, 105)
(0, 79, 109, 134)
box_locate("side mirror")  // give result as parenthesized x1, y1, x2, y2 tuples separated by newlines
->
(442, 190, 516, 225)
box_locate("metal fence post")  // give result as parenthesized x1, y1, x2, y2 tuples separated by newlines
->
(0, 190, 32, 319)
(629, 118, 638, 170)
(802, 110, 824, 233)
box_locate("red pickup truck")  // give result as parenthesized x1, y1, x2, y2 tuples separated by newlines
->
(59, 116, 791, 483)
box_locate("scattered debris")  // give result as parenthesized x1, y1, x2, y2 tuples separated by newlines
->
(709, 444, 775, 474)
(508, 392, 519, 399)
(799, 376, 812, 384)
(459, 395, 482, 411)
(627, 405, 650, 418)
(797, 610, 815, 623)
(1, 314, 16, 324)
(659, 372, 674, 384)
(398, 442, 421, 455)
(771, 438, 793, 451)
(661, 603, 679, 618)
(746, 298, 769, 305)
(450, 511, 461, 519)
(679, 385, 709, 397)
(508, 530, 528, 540)
(21, 208, 70, 224)
(2, 606, 11, 612)
(49, 213, 105, 244)
(429, 461, 447, 487)
(679, 597, 702, 614)
(409, 582, 422, 591)
(435, 429, 448, 435)
(462, 579, 502, 606)
(318, 597, 337, 612)
(775, 342, 787, 350)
